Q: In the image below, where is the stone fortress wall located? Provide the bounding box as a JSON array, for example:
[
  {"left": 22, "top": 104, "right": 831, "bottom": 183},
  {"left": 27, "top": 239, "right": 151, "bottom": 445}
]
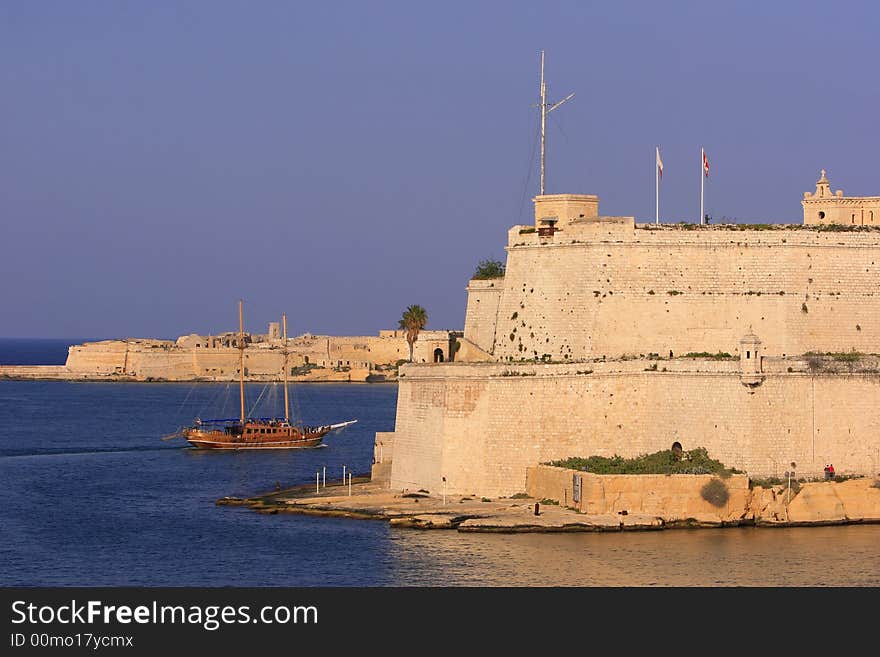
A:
[
  {"left": 384, "top": 359, "right": 880, "bottom": 497},
  {"left": 465, "top": 178, "right": 880, "bottom": 363},
  {"left": 2, "top": 329, "right": 460, "bottom": 382},
  {"left": 377, "top": 172, "right": 880, "bottom": 496}
]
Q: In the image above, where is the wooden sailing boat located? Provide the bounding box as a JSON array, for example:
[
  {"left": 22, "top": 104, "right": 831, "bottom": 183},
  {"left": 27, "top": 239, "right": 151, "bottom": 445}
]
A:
[{"left": 182, "top": 300, "right": 356, "bottom": 450}]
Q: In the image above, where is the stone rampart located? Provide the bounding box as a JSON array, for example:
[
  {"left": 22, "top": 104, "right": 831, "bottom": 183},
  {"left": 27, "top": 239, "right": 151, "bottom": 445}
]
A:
[
  {"left": 526, "top": 466, "right": 752, "bottom": 524},
  {"left": 475, "top": 223, "right": 880, "bottom": 362},
  {"left": 386, "top": 360, "right": 880, "bottom": 497},
  {"left": 525, "top": 465, "right": 880, "bottom": 526},
  {"left": 0, "top": 366, "right": 76, "bottom": 380}
]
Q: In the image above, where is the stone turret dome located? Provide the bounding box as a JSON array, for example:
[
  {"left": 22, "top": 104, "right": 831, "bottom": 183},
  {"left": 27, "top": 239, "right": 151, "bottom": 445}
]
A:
[{"left": 739, "top": 328, "right": 761, "bottom": 346}]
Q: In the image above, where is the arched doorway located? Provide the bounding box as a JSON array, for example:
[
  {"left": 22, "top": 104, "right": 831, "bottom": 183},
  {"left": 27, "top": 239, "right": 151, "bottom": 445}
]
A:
[
  {"left": 671, "top": 441, "right": 683, "bottom": 458},
  {"left": 433, "top": 348, "right": 444, "bottom": 363}
]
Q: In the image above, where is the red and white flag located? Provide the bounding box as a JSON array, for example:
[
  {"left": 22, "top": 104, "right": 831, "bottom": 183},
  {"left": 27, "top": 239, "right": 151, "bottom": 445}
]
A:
[
  {"left": 703, "top": 149, "right": 710, "bottom": 178},
  {"left": 656, "top": 146, "right": 664, "bottom": 180}
]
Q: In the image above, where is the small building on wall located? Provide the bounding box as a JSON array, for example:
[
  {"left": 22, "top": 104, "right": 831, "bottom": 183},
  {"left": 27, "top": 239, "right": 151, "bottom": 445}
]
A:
[{"left": 803, "top": 169, "right": 880, "bottom": 226}]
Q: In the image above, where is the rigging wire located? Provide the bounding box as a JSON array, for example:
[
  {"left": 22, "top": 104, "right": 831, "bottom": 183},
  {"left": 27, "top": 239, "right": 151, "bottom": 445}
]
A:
[
  {"left": 290, "top": 375, "right": 304, "bottom": 430},
  {"left": 220, "top": 382, "right": 233, "bottom": 418},
  {"left": 548, "top": 110, "right": 571, "bottom": 144},
  {"left": 248, "top": 381, "right": 271, "bottom": 418},
  {"left": 516, "top": 121, "right": 541, "bottom": 226},
  {"left": 194, "top": 381, "right": 229, "bottom": 420},
  {"left": 516, "top": 64, "right": 544, "bottom": 224},
  {"left": 173, "top": 383, "right": 197, "bottom": 422}
]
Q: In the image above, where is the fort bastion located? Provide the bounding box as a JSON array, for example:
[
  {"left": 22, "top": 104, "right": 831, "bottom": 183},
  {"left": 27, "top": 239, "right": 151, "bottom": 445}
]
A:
[{"left": 373, "top": 171, "right": 880, "bottom": 496}]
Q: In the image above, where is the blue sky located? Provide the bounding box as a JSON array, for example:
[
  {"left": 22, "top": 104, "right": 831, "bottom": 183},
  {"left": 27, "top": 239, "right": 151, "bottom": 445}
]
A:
[{"left": 2, "top": 1, "right": 878, "bottom": 338}]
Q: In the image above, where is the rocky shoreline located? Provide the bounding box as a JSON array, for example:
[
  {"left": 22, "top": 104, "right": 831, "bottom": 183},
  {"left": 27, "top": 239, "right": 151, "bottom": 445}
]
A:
[{"left": 218, "top": 476, "right": 880, "bottom": 533}]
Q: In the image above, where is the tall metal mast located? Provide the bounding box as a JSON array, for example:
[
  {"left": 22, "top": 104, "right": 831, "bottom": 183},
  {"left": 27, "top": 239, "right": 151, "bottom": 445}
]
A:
[
  {"left": 238, "top": 299, "right": 245, "bottom": 424},
  {"left": 282, "top": 313, "right": 290, "bottom": 424},
  {"left": 539, "top": 50, "right": 574, "bottom": 196}
]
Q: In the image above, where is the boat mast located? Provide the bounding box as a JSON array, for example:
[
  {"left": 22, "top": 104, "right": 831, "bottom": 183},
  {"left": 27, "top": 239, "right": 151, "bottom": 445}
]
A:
[
  {"left": 538, "top": 50, "right": 574, "bottom": 196},
  {"left": 238, "top": 299, "right": 245, "bottom": 424},
  {"left": 282, "top": 313, "right": 290, "bottom": 424}
]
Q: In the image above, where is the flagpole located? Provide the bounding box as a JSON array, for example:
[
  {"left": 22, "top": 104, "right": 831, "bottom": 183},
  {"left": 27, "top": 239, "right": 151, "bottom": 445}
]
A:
[
  {"left": 655, "top": 147, "right": 659, "bottom": 225},
  {"left": 700, "top": 147, "right": 704, "bottom": 225}
]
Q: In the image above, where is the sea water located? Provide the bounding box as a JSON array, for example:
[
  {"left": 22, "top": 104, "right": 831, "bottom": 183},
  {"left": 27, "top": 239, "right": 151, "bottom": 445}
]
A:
[{"left": 1, "top": 339, "right": 878, "bottom": 586}]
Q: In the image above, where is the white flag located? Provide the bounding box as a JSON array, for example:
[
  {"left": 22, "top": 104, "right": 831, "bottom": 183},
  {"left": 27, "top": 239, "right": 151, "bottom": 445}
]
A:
[{"left": 656, "top": 146, "right": 663, "bottom": 179}]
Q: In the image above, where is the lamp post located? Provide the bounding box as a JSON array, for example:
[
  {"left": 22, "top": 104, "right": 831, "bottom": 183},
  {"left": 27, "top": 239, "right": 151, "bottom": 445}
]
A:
[{"left": 442, "top": 476, "right": 447, "bottom": 506}]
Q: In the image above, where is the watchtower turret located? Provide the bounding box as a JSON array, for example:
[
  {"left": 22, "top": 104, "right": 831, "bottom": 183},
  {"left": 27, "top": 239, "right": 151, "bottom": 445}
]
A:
[{"left": 739, "top": 329, "right": 764, "bottom": 386}]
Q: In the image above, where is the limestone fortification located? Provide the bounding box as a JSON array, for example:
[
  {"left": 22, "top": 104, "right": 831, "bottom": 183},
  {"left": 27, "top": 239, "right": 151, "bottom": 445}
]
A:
[
  {"left": 374, "top": 171, "right": 880, "bottom": 497},
  {"left": 0, "top": 328, "right": 461, "bottom": 382},
  {"left": 803, "top": 169, "right": 880, "bottom": 226}
]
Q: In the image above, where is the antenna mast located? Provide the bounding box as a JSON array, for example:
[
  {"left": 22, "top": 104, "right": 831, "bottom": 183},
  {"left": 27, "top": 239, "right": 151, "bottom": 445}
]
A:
[
  {"left": 238, "top": 299, "right": 245, "bottom": 424},
  {"left": 538, "top": 50, "right": 574, "bottom": 196},
  {"left": 282, "top": 313, "right": 290, "bottom": 424}
]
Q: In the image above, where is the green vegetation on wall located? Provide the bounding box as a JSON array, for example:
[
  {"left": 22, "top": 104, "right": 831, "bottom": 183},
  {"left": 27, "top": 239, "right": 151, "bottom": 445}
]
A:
[
  {"left": 472, "top": 259, "right": 506, "bottom": 280},
  {"left": 547, "top": 447, "right": 740, "bottom": 476}
]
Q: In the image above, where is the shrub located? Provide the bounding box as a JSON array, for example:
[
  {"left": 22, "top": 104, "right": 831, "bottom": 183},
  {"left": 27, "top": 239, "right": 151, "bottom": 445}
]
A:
[
  {"left": 682, "top": 351, "right": 734, "bottom": 360},
  {"left": 539, "top": 498, "right": 559, "bottom": 505},
  {"left": 750, "top": 477, "right": 801, "bottom": 493},
  {"left": 547, "top": 447, "right": 739, "bottom": 476},
  {"left": 472, "top": 259, "right": 505, "bottom": 280},
  {"left": 700, "top": 479, "right": 730, "bottom": 507},
  {"left": 510, "top": 492, "right": 530, "bottom": 499},
  {"left": 291, "top": 363, "right": 319, "bottom": 376}
]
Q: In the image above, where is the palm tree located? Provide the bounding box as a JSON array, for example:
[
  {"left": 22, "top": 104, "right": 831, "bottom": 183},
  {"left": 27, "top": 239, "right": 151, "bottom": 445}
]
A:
[{"left": 398, "top": 305, "right": 428, "bottom": 362}]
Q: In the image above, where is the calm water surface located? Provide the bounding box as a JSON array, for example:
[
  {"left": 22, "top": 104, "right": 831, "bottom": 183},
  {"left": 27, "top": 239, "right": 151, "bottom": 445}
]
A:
[{"left": 1, "top": 341, "right": 877, "bottom": 586}]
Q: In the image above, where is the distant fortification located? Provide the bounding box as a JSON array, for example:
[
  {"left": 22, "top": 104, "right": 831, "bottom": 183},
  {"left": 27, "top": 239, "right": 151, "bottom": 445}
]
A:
[
  {"left": 0, "top": 328, "right": 461, "bottom": 382},
  {"left": 374, "top": 172, "right": 880, "bottom": 496}
]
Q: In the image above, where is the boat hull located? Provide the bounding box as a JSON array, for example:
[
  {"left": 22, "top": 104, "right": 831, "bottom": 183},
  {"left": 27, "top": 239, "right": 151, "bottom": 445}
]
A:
[{"left": 183, "top": 427, "right": 328, "bottom": 450}]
